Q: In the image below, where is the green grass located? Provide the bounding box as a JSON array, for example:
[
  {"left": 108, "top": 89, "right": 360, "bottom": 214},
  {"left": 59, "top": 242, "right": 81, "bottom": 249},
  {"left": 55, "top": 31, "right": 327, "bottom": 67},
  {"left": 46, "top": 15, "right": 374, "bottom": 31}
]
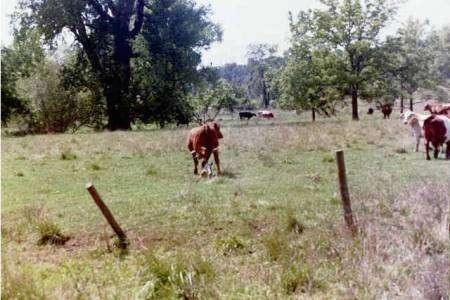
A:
[{"left": 2, "top": 111, "right": 449, "bottom": 298}]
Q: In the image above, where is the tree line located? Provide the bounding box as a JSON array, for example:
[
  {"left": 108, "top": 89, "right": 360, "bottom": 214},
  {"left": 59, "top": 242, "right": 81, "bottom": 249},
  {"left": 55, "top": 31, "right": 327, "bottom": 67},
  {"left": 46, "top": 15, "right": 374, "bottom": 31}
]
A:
[{"left": 2, "top": 0, "right": 450, "bottom": 132}]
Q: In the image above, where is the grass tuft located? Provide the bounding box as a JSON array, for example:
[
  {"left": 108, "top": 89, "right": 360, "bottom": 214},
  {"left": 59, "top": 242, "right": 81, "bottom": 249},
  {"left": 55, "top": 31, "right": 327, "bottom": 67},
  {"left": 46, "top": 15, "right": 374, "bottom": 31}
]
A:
[
  {"left": 285, "top": 214, "right": 305, "bottom": 234},
  {"left": 90, "top": 163, "right": 101, "bottom": 171},
  {"left": 281, "top": 264, "right": 319, "bottom": 295},
  {"left": 215, "top": 235, "right": 246, "bottom": 255},
  {"left": 36, "top": 220, "right": 70, "bottom": 245},
  {"left": 60, "top": 150, "right": 77, "bottom": 160},
  {"left": 146, "top": 165, "right": 158, "bottom": 176}
]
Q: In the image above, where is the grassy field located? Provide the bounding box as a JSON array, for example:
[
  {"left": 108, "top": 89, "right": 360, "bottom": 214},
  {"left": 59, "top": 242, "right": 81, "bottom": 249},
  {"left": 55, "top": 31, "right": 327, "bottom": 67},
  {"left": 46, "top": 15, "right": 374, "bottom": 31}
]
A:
[{"left": 2, "top": 111, "right": 449, "bottom": 299}]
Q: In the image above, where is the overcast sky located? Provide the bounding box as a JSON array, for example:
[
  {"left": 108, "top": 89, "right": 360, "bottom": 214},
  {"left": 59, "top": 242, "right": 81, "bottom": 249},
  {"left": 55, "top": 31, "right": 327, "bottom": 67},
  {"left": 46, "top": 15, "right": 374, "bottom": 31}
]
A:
[{"left": 2, "top": 0, "right": 450, "bottom": 66}]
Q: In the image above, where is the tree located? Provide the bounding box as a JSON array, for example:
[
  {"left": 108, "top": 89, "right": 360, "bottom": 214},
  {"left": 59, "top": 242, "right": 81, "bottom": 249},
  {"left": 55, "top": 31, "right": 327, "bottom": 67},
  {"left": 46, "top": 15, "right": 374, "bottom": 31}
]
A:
[
  {"left": 19, "top": 0, "right": 145, "bottom": 130},
  {"left": 16, "top": 59, "right": 81, "bottom": 133},
  {"left": 436, "top": 26, "right": 450, "bottom": 81},
  {"left": 247, "top": 43, "right": 283, "bottom": 108},
  {"left": 305, "top": 0, "right": 397, "bottom": 120},
  {"left": 132, "top": 0, "right": 221, "bottom": 127},
  {"left": 280, "top": 11, "right": 342, "bottom": 121},
  {"left": 1, "top": 27, "right": 44, "bottom": 125},
  {"left": 190, "top": 80, "right": 240, "bottom": 123},
  {"left": 386, "top": 19, "right": 440, "bottom": 111}
]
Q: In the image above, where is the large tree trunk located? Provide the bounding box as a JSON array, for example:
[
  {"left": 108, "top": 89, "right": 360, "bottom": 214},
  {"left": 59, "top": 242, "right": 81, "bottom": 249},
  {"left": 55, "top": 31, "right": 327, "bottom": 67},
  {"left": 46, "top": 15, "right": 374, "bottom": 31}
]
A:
[
  {"left": 351, "top": 87, "right": 359, "bottom": 120},
  {"left": 105, "top": 21, "right": 133, "bottom": 130}
]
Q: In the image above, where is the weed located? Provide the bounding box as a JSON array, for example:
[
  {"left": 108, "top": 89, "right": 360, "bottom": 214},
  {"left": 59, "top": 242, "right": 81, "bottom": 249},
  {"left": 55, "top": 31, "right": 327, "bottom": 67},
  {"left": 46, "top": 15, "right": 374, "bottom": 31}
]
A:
[
  {"left": 90, "top": 163, "right": 101, "bottom": 171},
  {"left": 280, "top": 264, "right": 316, "bottom": 295},
  {"left": 36, "top": 220, "right": 70, "bottom": 245},
  {"left": 263, "top": 232, "right": 288, "bottom": 261},
  {"left": 322, "top": 154, "right": 334, "bottom": 163},
  {"left": 139, "top": 253, "right": 216, "bottom": 299},
  {"left": 146, "top": 165, "right": 158, "bottom": 176},
  {"left": 60, "top": 150, "right": 77, "bottom": 160},
  {"left": 16, "top": 171, "right": 24, "bottom": 177},
  {"left": 285, "top": 214, "right": 305, "bottom": 234},
  {"left": 215, "top": 235, "right": 246, "bottom": 255}
]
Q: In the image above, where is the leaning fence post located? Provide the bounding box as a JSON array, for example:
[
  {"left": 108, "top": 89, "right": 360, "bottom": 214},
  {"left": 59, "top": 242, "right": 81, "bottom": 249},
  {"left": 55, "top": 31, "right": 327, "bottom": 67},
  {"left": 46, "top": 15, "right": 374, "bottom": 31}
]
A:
[
  {"left": 86, "top": 182, "right": 128, "bottom": 248},
  {"left": 335, "top": 150, "right": 357, "bottom": 235}
]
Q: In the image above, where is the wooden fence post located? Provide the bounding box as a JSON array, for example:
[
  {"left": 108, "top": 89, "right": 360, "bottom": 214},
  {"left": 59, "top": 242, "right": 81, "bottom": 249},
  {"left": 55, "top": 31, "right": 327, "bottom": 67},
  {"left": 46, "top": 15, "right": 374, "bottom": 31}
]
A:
[
  {"left": 335, "top": 150, "right": 357, "bottom": 235},
  {"left": 86, "top": 182, "right": 128, "bottom": 248}
]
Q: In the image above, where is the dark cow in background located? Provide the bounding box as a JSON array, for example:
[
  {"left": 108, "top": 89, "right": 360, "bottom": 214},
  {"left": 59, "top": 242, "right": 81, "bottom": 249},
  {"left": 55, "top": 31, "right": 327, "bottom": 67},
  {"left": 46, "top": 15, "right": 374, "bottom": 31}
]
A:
[
  {"left": 187, "top": 121, "right": 223, "bottom": 176},
  {"left": 380, "top": 104, "right": 392, "bottom": 119},
  {"left": 239, "top": 111, "right": 257, "bottom": 120},
  {"left": 403, "top": 111, "right": 450, "bottom": 160},
  {"left": 258, "top": 110, "right": 275, "bottom": 119}
]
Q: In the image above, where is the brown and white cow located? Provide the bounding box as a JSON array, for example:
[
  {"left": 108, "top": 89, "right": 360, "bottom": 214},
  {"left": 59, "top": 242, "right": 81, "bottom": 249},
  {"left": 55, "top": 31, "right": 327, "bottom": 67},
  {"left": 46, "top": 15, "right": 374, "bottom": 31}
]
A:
[
  {"left": 187, "top": 121, "right": 223, "bottom": 175},
  {"left": 258, "top": 110, "right": 275, "bottom": 119},
  {"left": 403, "top": 111, "right": 450, "bottom": 160},
  {"left": 402, "top": 110, "right": 424, "bottom": 152}
]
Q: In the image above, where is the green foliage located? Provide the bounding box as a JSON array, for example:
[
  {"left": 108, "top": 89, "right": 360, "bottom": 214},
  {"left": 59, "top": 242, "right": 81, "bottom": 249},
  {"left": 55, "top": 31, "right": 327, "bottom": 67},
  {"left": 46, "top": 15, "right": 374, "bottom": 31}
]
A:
[
  {"left": 19, "top": 0, "right": 146, "bottom": 130},
  {"left": 190, "top": 80, "right": 241, "bottom": 122},
  {"left": 290, "top": 0, "right": 398, "bottom": 120},
  {"left": 247, "top": 43, "right": 284, "bottom": 108},
  {"left": 1, "top": 28, "right": 44, "bottom": 125},
  {"left": 132, "top": 0, "right": 222, "bottom": 127},
  {"left": 395, "top": 19, "right": 440, "bottom": 99},
  {"left": 16, "top": 59, "right": 81, "bottom": 133}
]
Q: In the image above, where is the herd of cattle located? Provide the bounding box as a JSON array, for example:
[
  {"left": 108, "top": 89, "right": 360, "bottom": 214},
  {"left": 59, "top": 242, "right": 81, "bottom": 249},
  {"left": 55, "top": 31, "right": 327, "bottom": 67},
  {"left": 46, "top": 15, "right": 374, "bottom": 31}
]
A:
[
  {"left": 402, "top": 101, "right": 450, "bottom": 160},
  {"left": 186, "top": 100, "right": 450, "bottom": 176}
]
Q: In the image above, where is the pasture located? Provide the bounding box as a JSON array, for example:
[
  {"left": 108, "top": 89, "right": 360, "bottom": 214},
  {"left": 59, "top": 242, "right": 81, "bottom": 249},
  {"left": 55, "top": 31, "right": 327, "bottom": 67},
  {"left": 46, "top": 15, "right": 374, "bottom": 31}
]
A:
[{"left": 2, "top": 111, "right": 449, "bottom": 299}]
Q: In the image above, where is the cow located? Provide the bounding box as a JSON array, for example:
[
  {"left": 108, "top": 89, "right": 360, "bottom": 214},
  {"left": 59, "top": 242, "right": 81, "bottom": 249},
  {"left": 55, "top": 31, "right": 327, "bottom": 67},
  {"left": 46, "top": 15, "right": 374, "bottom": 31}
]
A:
[
  {"left": 424, "top": 101, "right": 450, "bottom": 118},
  {"left": 401, "top": 110, "right": 424, "bottom": 152},
  {"left": 403, "top": 111, "right": 450, "bottom": 160},
  {"left": 380, "top": 104, "right": 392, "bottom": 119},
  {"left": 239, "top": 111, "right": 257, "bottom": 120},
  {"left": 187, "top": 121, "right": 223, "bottom": 176},
  {"left": 258, "top": 110, "right": 275, "bottom": 119}
]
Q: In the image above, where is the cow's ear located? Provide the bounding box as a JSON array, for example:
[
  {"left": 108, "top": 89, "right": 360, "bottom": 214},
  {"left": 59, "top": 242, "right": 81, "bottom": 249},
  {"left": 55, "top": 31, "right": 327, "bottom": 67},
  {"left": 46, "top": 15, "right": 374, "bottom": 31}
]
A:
[{"left": 213, "top": 122, "right": 220, "bottom": 131}]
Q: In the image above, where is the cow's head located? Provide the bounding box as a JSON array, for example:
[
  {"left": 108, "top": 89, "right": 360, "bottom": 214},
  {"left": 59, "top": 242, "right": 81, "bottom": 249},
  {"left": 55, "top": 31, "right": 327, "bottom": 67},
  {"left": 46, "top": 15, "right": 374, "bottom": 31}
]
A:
[
  {"left": 208, "top": 121, "right": 223, "bottom": 139},
  {"left": 402, "top": 110, "right": 417, "bottom": 125}
]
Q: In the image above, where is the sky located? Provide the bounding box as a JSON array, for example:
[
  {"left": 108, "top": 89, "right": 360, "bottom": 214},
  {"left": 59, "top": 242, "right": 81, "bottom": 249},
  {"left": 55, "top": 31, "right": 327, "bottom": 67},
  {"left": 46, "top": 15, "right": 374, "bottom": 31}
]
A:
[{"left": 2, "top": 0, "right": 450, "bottom": 66}]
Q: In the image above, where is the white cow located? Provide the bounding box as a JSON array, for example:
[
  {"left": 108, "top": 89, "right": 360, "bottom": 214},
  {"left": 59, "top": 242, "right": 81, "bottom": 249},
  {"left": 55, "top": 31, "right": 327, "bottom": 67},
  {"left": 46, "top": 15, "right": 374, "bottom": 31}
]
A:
[{"left": 402, "top": 110, "right": 426, "bottom": 152}]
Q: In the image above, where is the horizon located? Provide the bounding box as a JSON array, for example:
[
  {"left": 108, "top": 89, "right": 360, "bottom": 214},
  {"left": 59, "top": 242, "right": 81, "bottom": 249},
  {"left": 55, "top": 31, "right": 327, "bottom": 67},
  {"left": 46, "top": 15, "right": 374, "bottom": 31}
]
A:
[{"left": 1, "top": 0, "right": 450, "bottom": 66}]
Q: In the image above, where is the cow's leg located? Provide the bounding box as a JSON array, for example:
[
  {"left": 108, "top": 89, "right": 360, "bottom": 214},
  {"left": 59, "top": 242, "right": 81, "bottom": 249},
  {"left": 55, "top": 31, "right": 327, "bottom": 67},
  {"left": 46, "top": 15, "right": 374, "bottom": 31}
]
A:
[
  {"left": 415, "top": 136, "right": 420, "bottom": 152},
  {"left": 213, "top": 149, "right": 221, "bottom": 175},
  {"left": 446, "top": 142, "right": 450, "bottom": 159},
  {"left": 425, "top": 140, "right": 431, "bottom": 160},
  {"left": 433, "top": 143, "right": 439, "bottom": 159},
  {"left": 191, "top": 151, "right": 199, "bottom": 175},
  {"left": 201, "top": 150, "right": 212, "bottom": 176}
]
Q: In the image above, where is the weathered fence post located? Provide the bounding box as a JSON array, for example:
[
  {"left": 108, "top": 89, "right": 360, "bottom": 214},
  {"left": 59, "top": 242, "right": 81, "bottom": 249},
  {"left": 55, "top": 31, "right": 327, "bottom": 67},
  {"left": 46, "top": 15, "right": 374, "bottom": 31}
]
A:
[
  {"left": 335, "top": 150, "right": 357, "bottom": 235},
  {"left": 86, "top": 182, "right": 128, "bottom": 248}
]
